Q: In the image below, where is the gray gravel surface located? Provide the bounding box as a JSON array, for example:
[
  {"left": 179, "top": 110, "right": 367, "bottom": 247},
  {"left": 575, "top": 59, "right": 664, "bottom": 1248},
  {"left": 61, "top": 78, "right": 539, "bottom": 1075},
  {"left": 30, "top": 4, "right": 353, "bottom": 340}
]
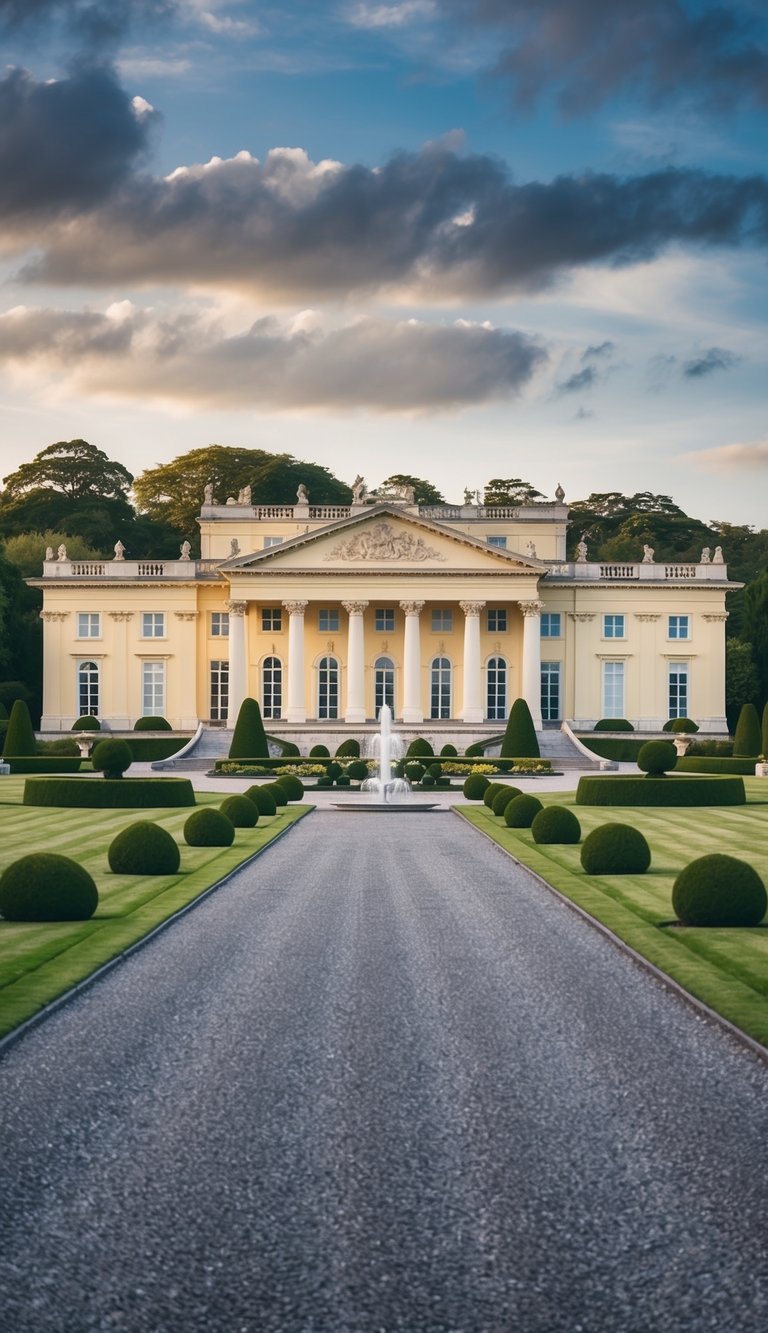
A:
[{"left": 1, "top": 810, "right": 767, "bottom": 1333}]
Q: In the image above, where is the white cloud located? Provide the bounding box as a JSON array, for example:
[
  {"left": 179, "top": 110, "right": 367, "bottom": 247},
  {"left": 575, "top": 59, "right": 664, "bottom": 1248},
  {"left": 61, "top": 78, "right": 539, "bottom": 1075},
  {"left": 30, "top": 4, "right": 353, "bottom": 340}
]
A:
[
  {"left": 345, "top": 1, "right": 436, "bottom": 31},
  {"left": 685, "top": 439, "right": 768, "bottom": 471}
]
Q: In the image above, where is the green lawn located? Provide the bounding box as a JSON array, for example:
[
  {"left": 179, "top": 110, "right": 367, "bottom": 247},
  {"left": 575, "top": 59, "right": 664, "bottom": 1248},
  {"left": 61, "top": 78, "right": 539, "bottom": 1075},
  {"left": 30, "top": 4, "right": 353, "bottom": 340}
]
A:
[
  {"left": 0, "top": 777, "right": 311, "bottom": 1040},
  {"left": 458, "top": 779, "right": 768, "bottom": 1048}
]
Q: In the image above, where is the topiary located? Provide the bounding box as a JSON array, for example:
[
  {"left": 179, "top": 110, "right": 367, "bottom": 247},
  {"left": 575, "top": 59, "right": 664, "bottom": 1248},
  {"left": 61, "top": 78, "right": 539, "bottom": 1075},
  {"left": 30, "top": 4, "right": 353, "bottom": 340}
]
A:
[
  {"left": 244, "top": 785, "right": 277, "bottom": 815},
  {"left": 265, "top": 782, "right": 288, "bottom": 807},
  {"left": 92, "top": 737, "right": 133, "bottom": 779},
  {"left": 335, "top": 738, "right": 360, "bottom": 758},
  {"left": 483, "top": 782, "right": 506, "bottom": 808},
  {"left": 407, "top": 737, "right": 434, "bottom": 758},
  {"left": 531, "top": 805, "right": 581, "bottom": 845},
  {"left": 346, "top": 760, "right": 368, "bottom": 781},
  {"left": 327, "top": 762, "right": 343, "bottom": 781},
  {"left": 733, "top": 702, "right": 762, "bottom": 758},
  {"left": 274, "top": 773, "right": 304, "bottom": 802},
  {"left": 762, "top": 700, "right": 768, "bottom": 759},
  {"left": 421, "top": 772, "right": 436, "bottom": 787},
  {"left": 503, "top": 794, "right": 543, "bottom": 828},
  {"left": 463, "top": 773, "right": 490, "bottom": 800},
  {"left": 492, "top": 785, "right": 522, "bottom": 817},
  {"left": 72, "top": 715, "right": 101, "bottom": 731},
  {"left": 229, "top": 697, "right": 269, "bottom": 760},
  {"left": 436, "top": 776, "right": 451, "bottom": 788},
  {"left": 280, "top": 740, "right": 301, "bottom": 757},
  {"left": 440, "top": 743, "right": 458, "bottom": 757},
  {"left": 317, "top": 776, "right": 333, "bottom": 788},
  {"left": 0, "top": 852, "right": 98, "bottom": 921},
  {"left": 336, "top": 773, "right": 351, "bottom": 787},
  {"left": 501, "top": 698, "right": 540, "bottom": 759},
  {"left": 637, "top": 740, "right": 677, "bottom": 777},
  {"left": 405, "top": 762, "right": 425, "bottom": 784},
  {"left": 2, "top": 699, "right": 37, "bottom": 757},
  {"left": 465, "top": 742, "right": 484, "bottom": 757},
  {"left": 220, "top": 794, "right": 259, "bottom": 827},
  {"left": 593, "top": 718, "right": 634, "bottom": 732},
  {"left": 133, "top": 715, "right": 172, "bottom": 731},
  {"left": 662, "top": 717, "right": 699, "bottom": 734},
  {"left": 580, "top": 823, "right": 651, "bottom": 874},
  {"left": 183, "top": 807, "right": 235, "bottom": 847},
  {"left": 39, "top": 738, "right": 80, "bottom": 756},
  {"left": 108, "top": 821, "right": 181, "bottom": 874},
  {"left": 672, "top": 854, "right": 767, "bottom": 927},
  {"left": 309, "top": 744, "right": 330, "bottom": 758},
  {"left": 428, "top": 762, "right": 442, "bottom": 777}
]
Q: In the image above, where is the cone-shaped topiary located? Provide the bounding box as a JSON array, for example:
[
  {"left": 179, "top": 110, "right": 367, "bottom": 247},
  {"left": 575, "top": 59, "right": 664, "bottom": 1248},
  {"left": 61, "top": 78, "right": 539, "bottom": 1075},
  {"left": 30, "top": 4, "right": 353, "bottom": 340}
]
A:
[
  {"left": 501, "top": 698, "right": 540, "bottom": 759},
  {"left": 407, "top": 737, "right": 434, "bottom": 758},
  {"left": 335, "top": 738, "right": 360, "bottom": 758},
  {"left": 183, "top": 807, "right": 235, "bottom": 846},
  {"left": 672, "top": 853, "right": 767, "bottom": 927},
  {"left": 504, "top": 793, "right": 543, "bottom": 827},
  {"left": 492, "top": 786, "right": 522, "bottom": 816},
  {"left": 245, "top": 784, "right": 277, "bottom": 815},
  {"left": 92, "top": 737, "right": 133, "bottom": 778},
  {"left": 483, "top": 782, "right": 506, "bottom": 808},
  {"left": 463, "top": 773, "right": 490, "bottom": 800},
  {"left": 220, "top": 794, "right": 259, "bottom": 827},
  {"left": 637, "top": 740, "right": 677, "bottom": 777},
  {"left": 580, "top": 823, "right": 651, "bottom": 874},
  {"left": 228, "top": 697, "right": 269, "bottom": 760},
  {"left": 531, "top": 805, "right": 581, "bottom": 845},
  {"left": 133, "top": 715, "right": 172, "bottom": 731},
  {"left": 71, "top": 715, "right": 101, "bottom": 731},
  {"left": 346, "top": 760, "right": 368, "bottom": 781},
  {"left": 265, "top": 782, "right": 288, "bottom": 807},
  {"left": 0, "top": 852, "right": 98, "bottom": 921},
  {"left": 274, "top": 774, "right": 304, "bottom": 802},
  {"left": 2, "top": 699, "right": 37, "bottom": 757},
  {"left": 108, "top": 821, "right": 181, "bottom": 874},
  {"left": 733, "top": 702, "right": 762, "bottom": 757}
]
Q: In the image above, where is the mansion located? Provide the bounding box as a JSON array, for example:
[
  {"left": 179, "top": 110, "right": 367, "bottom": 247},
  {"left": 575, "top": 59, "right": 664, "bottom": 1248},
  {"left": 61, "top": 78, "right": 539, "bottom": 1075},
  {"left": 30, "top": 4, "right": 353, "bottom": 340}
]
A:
[{"left": 34, "top": 483, "right": 734, "bottom": 737}]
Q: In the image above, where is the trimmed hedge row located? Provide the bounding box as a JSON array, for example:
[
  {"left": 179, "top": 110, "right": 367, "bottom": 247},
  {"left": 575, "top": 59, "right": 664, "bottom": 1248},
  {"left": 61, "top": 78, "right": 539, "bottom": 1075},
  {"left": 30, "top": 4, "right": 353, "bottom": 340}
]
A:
[
  {"left": 5, "top": 757, "right": 82, "bottom": 774},
  {"left": 575, "top": 775, "right": 746, "bottom": 806},
  {"left": 576, "top": 738, "right": 647, "bottom": 761},
  {"left": 675, "top": 757, "right": 758, "bottom": 775},
  {"left": 128, "top": 737, "right": 190, "bottom": 761},
  {"left": 23, "top": 777, "right": 196, "bottom": 808}
]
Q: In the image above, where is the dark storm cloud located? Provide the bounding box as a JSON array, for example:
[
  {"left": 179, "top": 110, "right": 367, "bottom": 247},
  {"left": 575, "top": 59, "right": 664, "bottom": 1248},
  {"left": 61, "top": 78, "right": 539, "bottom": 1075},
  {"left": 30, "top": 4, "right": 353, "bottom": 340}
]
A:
[
  {"left": 0, "top": 65, "right": 156, "bottom": 223},
  {"left": 683, "top": 346, "right": 740, "bottom": 378},
  {"left": 15, "top": 145, "right": 768, "bottom": 298},
  {"left": 441, "top": 0, "right": 768, "bottom": 113},
  {"left": 0, "top": 0, "right": 176, "bottom": 47}
]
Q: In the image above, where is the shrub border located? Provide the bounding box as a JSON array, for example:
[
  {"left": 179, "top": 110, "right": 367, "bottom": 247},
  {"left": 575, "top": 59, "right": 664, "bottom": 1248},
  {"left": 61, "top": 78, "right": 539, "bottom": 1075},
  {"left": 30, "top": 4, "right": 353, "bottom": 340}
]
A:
[
  {"left": 575, "top": 774, "right": 745, "bottom": 807},
  {"left": 23, "top": 776, "right": 196, "bottom": 808}
]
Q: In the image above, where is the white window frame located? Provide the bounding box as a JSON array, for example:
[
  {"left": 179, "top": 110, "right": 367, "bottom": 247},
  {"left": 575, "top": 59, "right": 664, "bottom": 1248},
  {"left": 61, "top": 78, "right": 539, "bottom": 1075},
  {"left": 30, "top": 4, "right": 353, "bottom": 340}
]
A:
[
  {"left": 486, "top": 656, "right": 507, "bottom": 721},
  {"left": 262, "top": 656, "right": 283, "bottom": 720},
  {"left": 487, "top": 609, "right": 508, "bottom": 633},
  {"left": 77, "top": 659, "right": 100, "bottom": 717},
  {"left": 261, "top": 608, "right": 283, "bottom": 632},
  {"left": 209, "top": 659, "right": 229, "bottom": 721},
  {"left": 318, "top": 609, "right": 339, "bottom": 633},
  {"left": 541, "top": 661, "right": 561, "bottom": 722},
  {"left": 141, "top": 661, "right": 166, "bottom": 716},
  {"left": 210, "top": 611, "right": 229, "bottom": 638},
  {"left": 541, "top": 613, "right": 562, "bottom": 639},
  {"left": 668, "top": 615, "right": 690, "bottom": 641},
  {"left": 374, "top": 656, "right": 395, "bottom": 716},
  {"left": 76, "top": 613, "right": 101, "bottom": 639},
  {"left": 431, "top": 609, "right": 453, "bottom": 633},
  {"left": 263, "top": 536, "right": 283, "bottom": 548},
  {"left": 668, "top": 661, "right": 689, "bottom": 719},
  {"left": 487, "top": 535, "right": 507, "bottom": 549},
  {"left": 141, "top": 612, "right": 166, "bottom": 639},
  {"left": 375, "top": 608, "right": 395, "bottom": 633},
  {"left": 603, "top": 614, "right": 625, "bottom": 640},
  {"left": 430, "top": 657, "right": 452, "bottom": 719},
  {"left": 602, "top": 660, "right": 625, "bottom": 718},
  {"left": 317, "top": 655, "right": 340, "bottom": 719}
]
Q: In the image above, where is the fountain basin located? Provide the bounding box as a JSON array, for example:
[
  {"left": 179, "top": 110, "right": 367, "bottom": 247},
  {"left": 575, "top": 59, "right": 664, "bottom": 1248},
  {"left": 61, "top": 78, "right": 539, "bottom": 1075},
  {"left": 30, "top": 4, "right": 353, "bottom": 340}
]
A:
[{"left": 331, "top": 802, "right": 443, "bottom": 812}]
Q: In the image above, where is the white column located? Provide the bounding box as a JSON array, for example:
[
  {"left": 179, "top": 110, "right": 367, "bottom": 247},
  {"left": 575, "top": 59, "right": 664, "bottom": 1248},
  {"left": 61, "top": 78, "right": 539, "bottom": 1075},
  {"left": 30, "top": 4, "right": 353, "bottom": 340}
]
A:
[
  {"left": 460, "top": 600, "right": 486, "bottom": 722},
  {"left": 342, "top": 600, "right": 368, "bottom": 722},
  {"left": 283, "top": 600, "right": 308, "bottom": 723},
  {"left": 400, "top": 600, "right": 424, "bottom": 723},
  {"left": 520, "top": 600, "right": 544, "bottom": 729},
  {"left": 226, "top": 600, "right": 247, "bottom": 725}
]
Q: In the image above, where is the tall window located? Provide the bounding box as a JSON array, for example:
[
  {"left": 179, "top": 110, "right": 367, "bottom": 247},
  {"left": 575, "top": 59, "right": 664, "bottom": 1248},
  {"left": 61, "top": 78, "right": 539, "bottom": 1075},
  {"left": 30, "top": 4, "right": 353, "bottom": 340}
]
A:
[
  {"left": 602, "top": 661, "right": 625, "bottom": 718},
  {"left": 210, "top": 612, "right": 229, "bottom": 637},
  {"left": 318, "top": 656, "right": 339, "bottom": 719},
  {"left": 262, "top": 656, "right": 282, "bottom": 719},
  {"left": 375, "top": 609, "right": 395, "bottom": 632},
  {"left": 487, "top": 609, "right": 507, "bottom": 632},
  {"left": 541, "top": 613, "right": 561, "bottom": 638},
  {"left": 541, "top": 661, "right": 561, "bottom": 721},
  {"left": 141, "top": 612, "right": 165, "bottom": 638},
  {"left": 319, "top": 609, "right": 339, "bottom": 632},
  {"left": 210, "top": 660, "right": 229, "bottom": 721},
  {"left": 668, "top": 615, "right": 690, "bottom": 640},
  {"left": 668, "top": 662, "right": 689, "bottom": 718},
  {"left": 486, "top": 656, "right": 507, "bottom": 721},
  {"left": 142, "top": 661, "right": 165, "bottom": 716},
  {"left": 431, "top": 609, "right": 452, "bottom": 632},
  {"left": 430, "top": 657, "right": 451, "bottom": 718},
  {"left": 603, "top": 614, "right": 625, "bottom": 640},
  {"left": 77, "top": 613, "right": 100, "bottom": 638},
  {"left": 374, "top": 656, "right": 395, "bottom": 716},
  {"left": 261, "top": 608, "right": 282, "bottom": 632},
  {"left": 77, "top": 660, "right": 99, "bottom": 717}
]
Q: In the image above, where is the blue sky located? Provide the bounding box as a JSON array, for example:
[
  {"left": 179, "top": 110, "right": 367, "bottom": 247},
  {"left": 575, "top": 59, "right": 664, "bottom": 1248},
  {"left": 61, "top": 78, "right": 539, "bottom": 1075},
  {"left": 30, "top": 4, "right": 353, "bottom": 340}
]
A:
[{"left": 0, "top": 0, "right": 766, "bottom": 526}]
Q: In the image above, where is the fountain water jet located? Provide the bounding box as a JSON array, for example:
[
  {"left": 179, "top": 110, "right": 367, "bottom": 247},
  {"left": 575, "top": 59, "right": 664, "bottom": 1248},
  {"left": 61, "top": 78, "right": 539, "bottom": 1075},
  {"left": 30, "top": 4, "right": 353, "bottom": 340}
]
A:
[{"left": 331, "top": 704, "right": 441, "bottom": 812}]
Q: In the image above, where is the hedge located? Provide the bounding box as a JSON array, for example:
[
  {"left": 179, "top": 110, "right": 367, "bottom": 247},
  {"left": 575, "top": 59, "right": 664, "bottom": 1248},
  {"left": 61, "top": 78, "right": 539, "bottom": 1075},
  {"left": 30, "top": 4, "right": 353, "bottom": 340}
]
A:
[
  {"left": 575, "top": 775, "right": 746, "bottom": 807},
  {"left": 593, "top": 718, "right": 634, "bottom": 732},
  {"left": 2, "top": 700, "right": 36, "bottom": 758},
  {"left": 675, "top": 757, "right": 758, "bottom": 775},
  {"left": 5, "top": 757, "right": 82, "bottom": 774},
  {"left": 733, "top": 702, "right": 762, "bottom": 758},
  {"left": 578, "top": 738, "right": 647, "bottom": 762},
  {"left": 133, "top": 715, "right": 172, "bottom": 731},
  {"left": 23, "top": 777, "right": 196, "bottom": 808}
]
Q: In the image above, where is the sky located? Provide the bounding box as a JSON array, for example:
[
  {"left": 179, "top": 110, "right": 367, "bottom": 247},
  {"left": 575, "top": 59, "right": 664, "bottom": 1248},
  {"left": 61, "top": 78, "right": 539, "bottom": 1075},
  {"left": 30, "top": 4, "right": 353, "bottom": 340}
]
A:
[{"left": 0, "top": 0, "right": 767, "bottom": 526}]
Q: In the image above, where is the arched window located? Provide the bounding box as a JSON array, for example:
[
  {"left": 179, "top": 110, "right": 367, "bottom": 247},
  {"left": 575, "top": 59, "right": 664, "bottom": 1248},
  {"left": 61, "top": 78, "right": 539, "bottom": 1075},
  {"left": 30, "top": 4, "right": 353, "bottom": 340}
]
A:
[
  {"left": 318, "top": 656, "right": 339, "bottom": 719},
  {"left": 262, "top": 656, "right": 282, "bottom": 719},
  {"left": 77, "top": 660, "right": 99, "bottom": 718},
  {"left": 430, "top": 657, "right": 451, "bottom": 719},
  {"left": 374, "top": 656, "right": 395, "bottom": 717},
  {"left": 487, "top": 656, "right": 507, "bottom": 721}
]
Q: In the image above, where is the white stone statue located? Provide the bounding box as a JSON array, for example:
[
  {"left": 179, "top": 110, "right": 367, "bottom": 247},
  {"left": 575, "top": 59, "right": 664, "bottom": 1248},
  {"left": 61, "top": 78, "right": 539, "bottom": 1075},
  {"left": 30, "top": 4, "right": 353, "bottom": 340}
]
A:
[
  {"left": 203, "top": 482, "right": 214, "bottom": 504},
  {"left": 575, "top": 535, "right": 588, "bottom": 563},
  {"left": 555, "top": 482, "right": 565, "bottom": 502},
  {"left": 700, "top": 546, "right": 711, "bottom": 564},
  {"left": 225, "top": 495, "right": 237, "bottom": 506},
  {"left": 113, "top": 540, "right": 125, "bottom": 561},
  {"left": 712, "top": 545, "right": 724, "bottom": 563},
  {"left": 45, "top": 546, "right": 54, "bottom": 561},
  {"left": 525, "top": 540, "right": 537, "bottom": 557},
  {"left": 57, "top": 543, "right": 67, "bottom": 561},
  {"left": 230, "top": 538, "right": 240, "bottom": 556},
  {"left": 352, "top": 475, "right": 368, "bottom": 504},
  {"left": 296, "top": 483, "right": 309, "bottom": 504},
  {"left": 180, "top": 541, "right": 192, "bottom": 561},
  {"left": 237, "top": 485, "right": 252, "bottom": 505},
  {"left": 642, "top": 544, "right": 655, "bottom": 563}
]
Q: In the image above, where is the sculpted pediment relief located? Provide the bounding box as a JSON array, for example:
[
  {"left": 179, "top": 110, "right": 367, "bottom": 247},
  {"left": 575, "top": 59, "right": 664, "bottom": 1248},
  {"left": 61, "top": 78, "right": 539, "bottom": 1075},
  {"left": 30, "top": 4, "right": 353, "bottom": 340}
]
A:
[{"left": 325, "top": 521, "right": 445, "bottom": 564}]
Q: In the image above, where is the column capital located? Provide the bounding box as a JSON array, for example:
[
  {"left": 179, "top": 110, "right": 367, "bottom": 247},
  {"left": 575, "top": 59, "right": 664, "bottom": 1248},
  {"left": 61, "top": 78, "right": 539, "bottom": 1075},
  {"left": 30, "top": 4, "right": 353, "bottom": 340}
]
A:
[
  {"left": 40, "top": 610, "right": 69, "bottom": 622},
  {"left": 399, "top": 599, "right": 425, "bottom": 616},
  {"left": 568, "top": 612, "right": 595, "bottom": 622},
  {"left": 519, "top": 599, "right": 544, "bottom": 617},
  {"left": 174, "top": 611, "right": 199, "bottom": 622},
  {"left": 282, "top": 599, "right": 308, "bottom": 616},
  {"left": 226, "top": 599, "right": 247, "bottom": 616},
  {"left": 342, "top": 600, "right": 369, "bottom": 616},
  {"left": 459, "top": 600, "right": 486, "bottom": 617},
  {"left": 107, "top": 611, "right": 134, "bottom": 622}
]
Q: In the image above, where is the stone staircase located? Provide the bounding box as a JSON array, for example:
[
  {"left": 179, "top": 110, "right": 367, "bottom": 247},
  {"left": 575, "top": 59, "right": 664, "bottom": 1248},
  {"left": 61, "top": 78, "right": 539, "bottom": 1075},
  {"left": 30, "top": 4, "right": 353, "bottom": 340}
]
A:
[
  {"left": 535, "top": 728, "right": 603, "bottom": 771},
  {"left": 152, "top": 726, "right": 232, "bottom": 770}
]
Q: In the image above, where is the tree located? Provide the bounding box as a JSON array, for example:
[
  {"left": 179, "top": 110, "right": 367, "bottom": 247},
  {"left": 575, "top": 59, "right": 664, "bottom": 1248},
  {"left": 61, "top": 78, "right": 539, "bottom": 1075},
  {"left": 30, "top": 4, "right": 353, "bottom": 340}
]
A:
[
  {"left": 483, "top": 478, "right": 544, "bottom": 506},
  {"left": 2, "top": 531, "right": 103, "bottom": 578},
  {"left": 725, "top": 639, "right": 760, "bottom": 731},
  {"left": 567, "top": 491, "right": 713, "bottom": 562},
  {"left": 739, "top": 569, "right": 768, "bottom": 707},
  {"left": 378, "top": 474, "right": 445, "bottom": 504},
  {"left": 0, "top": 440, "right": 135, "bottom": 546}
]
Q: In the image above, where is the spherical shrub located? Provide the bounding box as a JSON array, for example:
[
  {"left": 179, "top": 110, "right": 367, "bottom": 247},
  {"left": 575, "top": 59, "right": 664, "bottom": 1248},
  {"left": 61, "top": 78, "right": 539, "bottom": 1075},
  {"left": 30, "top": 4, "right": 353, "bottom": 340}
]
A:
[
  {"left": 245, "top": 784, "right": 277, "bottom": 816},
  {"left": 309, "top": 744, "right": 330, "bottom": 758},
  {"left": 274, "top": 774, "right": 304, "bottom": 802},
  {"left": 327, "top": 762, "right": 343, "bottom": 781},
  {"left": 405, "top": 762, "right": 425, "bottom": 784},
  {"left": 463, "top": 773, "right": 490, "bottom": 800},
  {"left": 71, "top": 715, "right": 101, "bottom": 731},
  {"left": 220, "top": 794, "right": 259, "bottom": 828},
  {"left": 421, "top": 772, "right": 436, "bottom": 787},
  {"left": 0, "top": 852, "right": 98, "bottom": 921},
  {"left": 663, "top": 717, "right": 699, "bottom": 734},
  {"left": 336, "top": 773, "right": 351, "bottom": 787},
  {"left": 346, "top": 760, "right": 368, "bottom": 781},
  {"left": 428, "top": 763, "right": 442, "bottom": 778},
  {"left": 672, "top": 854, "right": 767, "bottom": 927},
  {"left": 265, "top": 783, "right": 288, "bottom": 807},
  {"left": 465, "top": 742, "right": 484, "bottom": 757},
  {"left": 580, "top": 823, "right": 651, "bottom": 874},
  {"left": 92, "top": 737, "right": 133, "bottom": 779},
  {"left": 531, "top": 805, "right": 581, "bottom": 845},
  {"left": 492, "top": 785, "right": 522, "bottom": 817},
  {"left": 133, "top": 715, "right": 172, "bottom": 731},
  {"left": 483, "top": 782, "right": 506, "bottom": 809},
  {"left": 316, "top": 776, "right": 333, "bottom": 789},
  {"left": 637, "top": 740, "right": 677, "bottom": 777},
  {"left": 503, "top": 794, "right": 543, "bottom": 828},
  {"left": 440, "top": 744, "right": 458, "bottom": 757},
  {"left": 108, "top": 821, "right": 181, "bottom": 874},
  {"left": 183, "top": 807, "right": 235, "bottom": 847}
]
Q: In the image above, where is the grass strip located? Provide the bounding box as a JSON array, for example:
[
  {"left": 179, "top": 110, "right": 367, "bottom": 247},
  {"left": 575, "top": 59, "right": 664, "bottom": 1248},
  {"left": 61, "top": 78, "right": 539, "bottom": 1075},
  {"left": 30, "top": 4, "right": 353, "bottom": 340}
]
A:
[{"left": 457, "top": 780, "right": 768, "bottom": 1049}]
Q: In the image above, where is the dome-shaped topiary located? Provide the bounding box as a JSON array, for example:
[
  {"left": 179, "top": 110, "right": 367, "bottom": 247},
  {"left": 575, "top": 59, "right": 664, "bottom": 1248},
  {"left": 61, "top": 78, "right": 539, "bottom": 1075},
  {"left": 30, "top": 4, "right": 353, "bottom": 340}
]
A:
[
  {"left": 503, "top": 794, "right": 543, "bottom": 827},
  {"left": 0, "top": 852, "right": 98, "bottom": 921},
  {"left": 274, "top": 773, "right": 304, "bottom": 802},
  {"left": 531, "top": 805, "right": 581, "bottom": 845},
  {"left": 183, "top": 807, "right": 235, "bottom": 846},
  {"left": 92, "top": 737, "right": 133, "bottom": 778},
  {"left": 133, "top": 715, "right": 172, "bottom": 731},
  {"left": 71, "top": 715, "right": 101, "bottom": 731},
  {"left": 265, "top": 782, "right": 288, "bottom": 807},
  {"left": 309, "top": 744, "right": 330, "bottom": 758},
  {"left": 662, "top": 717, "right": 699, "bottom": 734},
  {"left": 440, "top": 743, "right": 457, "bottom": 757},
  {"left": 465, "top": 742, "right": 484, "bottom": 757},
  {"left": 492, "top": 786, "right": 522, "bottom": 817},
  {"left": 733, "top": 703, "right": 762, "bottom": 758},
  {"left": 483, "top": 782, "right": 506, "bottom": 808},
  {"left": 594, "top": 718, "right": 634, "bottom": 732},
  {"left": 672, "top": 854, "right": 767, "bottom": 927},
  {"left": 108, "top": 821, "right": 180, "bottom": 874},
  {"left": 220, "top": 794, "right": 259, "bottom": 827},
  {"left": 326, "top": 762, "right": 343, "bottom": 781},
  {"left": 463, "top": 773, "right": 490, "bottom": 800},
  {"left": 580, "top": 823, "right": 651, "bottom": 874},
  {"left": 407, "top": 737, "right": 434, "bottom": 758},
  {"left": 245, "top": 785, "right": 277, "bottom": 816},
  {"left": 228, "top": 697, "right": 269, "bottom": 760},
  {"left": 335, "top": 738, "right": 360, "bottom": 758},
  {"left": 637, "top": 740, "right": 677, "bottom": 777},
  {"left": 346, "top": 760, "right": 368, "bottom": 781}
]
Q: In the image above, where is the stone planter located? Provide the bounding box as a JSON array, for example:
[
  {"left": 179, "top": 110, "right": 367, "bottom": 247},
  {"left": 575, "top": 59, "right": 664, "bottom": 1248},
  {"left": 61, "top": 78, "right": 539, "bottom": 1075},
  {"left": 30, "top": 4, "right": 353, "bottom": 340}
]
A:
[{"left": 755, "top": 762, "right": 768, "bottom": 778}]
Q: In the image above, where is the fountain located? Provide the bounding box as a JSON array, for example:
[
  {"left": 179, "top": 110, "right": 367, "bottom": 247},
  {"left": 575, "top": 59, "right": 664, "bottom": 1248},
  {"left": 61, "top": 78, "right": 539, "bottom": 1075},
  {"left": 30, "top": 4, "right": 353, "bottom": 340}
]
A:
[{"left": 331, "top": 704, "right": 441, "bottom": 812}]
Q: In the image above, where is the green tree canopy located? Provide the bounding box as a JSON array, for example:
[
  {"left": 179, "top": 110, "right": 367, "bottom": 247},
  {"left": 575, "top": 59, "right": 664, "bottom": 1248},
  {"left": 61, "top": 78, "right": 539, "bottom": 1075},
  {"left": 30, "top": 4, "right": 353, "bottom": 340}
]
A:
[
  {"left": 0, "top": 440, "right": 135, "bottom": 545},
  {"left": 378, "top": 474, "right": 445, "bottom": 504},
  {"left": 2, "top": 531, "right": 103, "bottom": 578},
  {"left": 483, "top": 478, "right": 544, "bottom": 506}
]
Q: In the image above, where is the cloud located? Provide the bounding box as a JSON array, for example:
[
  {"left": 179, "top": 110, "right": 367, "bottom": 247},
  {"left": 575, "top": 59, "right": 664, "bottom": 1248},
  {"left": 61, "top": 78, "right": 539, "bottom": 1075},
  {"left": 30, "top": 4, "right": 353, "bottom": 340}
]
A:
[
  {"left": 345, "top": 1, "right": 436, "bottom": 29},
  {"left": 0, "top": 0, "right": 177, "bottom": 48},
  {"left": 686, "top": 440, "right": 768, "bottom": 471},
  {"left": 12, "top": 143, "right": 768, "bottom": 299},
  {"left": 0, "top": 64, "right": 157, "bottom": 225},
  {"left": 682, "top": 346, "right": 740, "bottom": 378},
  {"left": 0, "top": 304, "right": 547, "bottom": 411},
  {"left": 582, "top": 340, "right": 614, "bottom": 360},
  {"left": 557, "top": 365, "right": 598, "bottom": 395},
  {"left": 440, "top": 0, "right": 768, "bottom": 115}
]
